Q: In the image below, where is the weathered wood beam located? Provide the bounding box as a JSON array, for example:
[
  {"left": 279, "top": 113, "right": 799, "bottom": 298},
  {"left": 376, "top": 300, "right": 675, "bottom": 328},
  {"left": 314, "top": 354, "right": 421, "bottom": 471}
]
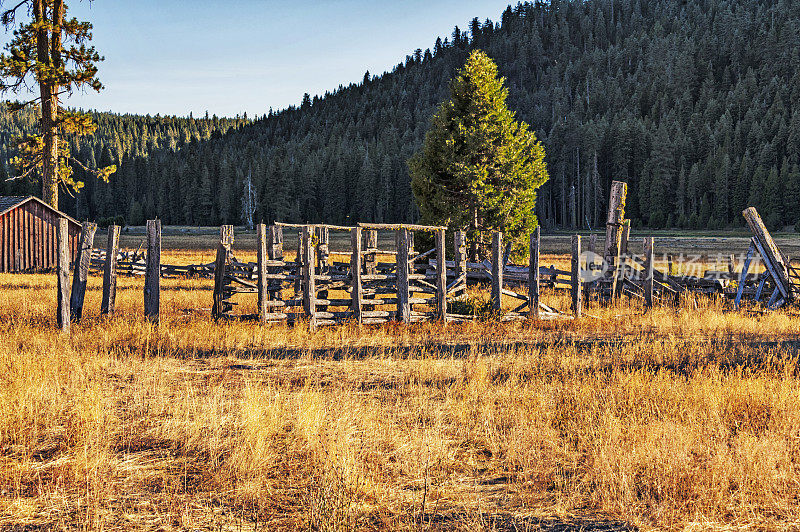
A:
[
  {"left": 70, "top": 221, "right": 96, "bottom": 322},
  {"left": 101, "top": 224, "right": 120, "bottom": 315},
  {"left": 56, "top": 217, "right": 70, "bottom": 332},
  {"left": 257, "top": 223, "right": 268, "bottom": 324},
  {"left": 571, "top": 234, "right": 582, "bottom": 319},
  {"left": 529, "top": 226, "right": 540, "bottom": 319},
  {"left": 491, "top": 232, "right": 503, "bottom": 311},
  {"left": 644, "top": 236, "right": 654, "bottom": 308},
  {"left": 351, "top": 227, "right": 363, "bottom": 324},
  {"left": 396, "top": 229, "right": 411, "bottom": 323},
  {"left": 144, "top": 220, "right": 161, "bottom": 323},
  {"left": 435, "top": 228, "right": 447, "bottom": 321}
]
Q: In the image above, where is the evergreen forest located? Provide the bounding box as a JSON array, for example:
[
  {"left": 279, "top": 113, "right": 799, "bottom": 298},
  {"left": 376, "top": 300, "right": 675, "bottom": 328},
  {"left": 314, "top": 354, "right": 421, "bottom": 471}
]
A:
[{"left": 2, "top": 0, "right": 800, "bottom": 231}]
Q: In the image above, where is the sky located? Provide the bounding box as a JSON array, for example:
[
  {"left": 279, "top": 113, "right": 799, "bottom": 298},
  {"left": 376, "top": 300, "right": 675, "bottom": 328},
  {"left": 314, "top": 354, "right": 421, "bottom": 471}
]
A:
[{"left": 0, "top": 0, "right": 513, "bottom": 118}]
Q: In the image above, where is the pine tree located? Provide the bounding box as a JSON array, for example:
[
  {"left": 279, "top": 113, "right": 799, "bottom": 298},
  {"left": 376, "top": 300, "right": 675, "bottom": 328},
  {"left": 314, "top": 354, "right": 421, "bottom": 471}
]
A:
[{"left": 409, "top": 50, "right": 548, "bottom": 258}]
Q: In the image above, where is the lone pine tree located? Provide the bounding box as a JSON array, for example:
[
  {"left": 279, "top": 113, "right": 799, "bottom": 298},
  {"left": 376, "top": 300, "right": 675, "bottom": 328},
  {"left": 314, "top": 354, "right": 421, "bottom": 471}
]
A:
[
  {"left": 409, "top": 49, "right": 548, "bottom": 259},
  {"left": 0, "top": 0, "right": 114, "bottom": 208}
]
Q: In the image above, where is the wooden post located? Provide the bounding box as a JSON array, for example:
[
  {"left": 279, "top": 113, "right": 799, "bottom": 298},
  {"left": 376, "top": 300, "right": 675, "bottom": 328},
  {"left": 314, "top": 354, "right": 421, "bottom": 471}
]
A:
[
  {"left": 395, "top": 229, "right": 411, "bottom": 323},
  {"left": 734, "top": 241, "right": 756, "bottom": 309},
  {"left": 144, "top": 219, "right": 161, "bottom": 323},
  {"left": 454, "top": 230, "right": 467, "bottom": 285},
  {"left": 529, "top": 226, "right": 540, "bottom": 319},
  {"left": 588, "top": 232, "right": 597, "bottom": 254},
  {"left": 257, "top": 223, "right": 268, "bottom": 324},
  {"left": 364, "top": 229, "right": 377, "bottom": 275},
  {"left": 620, "top": 219, "right": 631, "bottom": 256},
  {"left": 101, "top": 225, "right": 120, "bottom": 315},
  {"left": 604, "top": 181, "right": 627, "bottom": 299},
  {"left": 351, "top": 227, "right": 363, "bottom": 324},
  {"left": 69, "top": 221, "right": 97, "bottom": 322},
  {"left": 56, "top": 217, "right": 70, "bottom": 332},
  {"left": 302, "top": 226, "right": 317, "bottom": 329},
  {"left": 644, "top": 237, "right": 654, "bottom": 308},
  {"left": 267, "top": 225, "right": 283, "bottom": 300},
  {"left": 571, "top": 234, "right": 582, "bottom": 319},
  {"left": 212, "top": 225, "right": 234, "bottom": 320},
  {"left": 435, "top": 228, "right": 447, "bottom": 321},
  {"left": 316, "top": 225, "right": 329, "bottom": 270},
  {"left": 294, "top": 228, "right": 303, "bottom": 296},
  {"left": 491, "top": 231, "right": 503, "bottom": 311}
]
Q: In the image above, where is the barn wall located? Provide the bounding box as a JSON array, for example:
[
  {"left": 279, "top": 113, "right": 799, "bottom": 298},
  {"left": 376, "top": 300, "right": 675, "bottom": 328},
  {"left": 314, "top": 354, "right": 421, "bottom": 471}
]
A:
[{"left": 0, "top": 201, "right": 80, "bottom": 272}]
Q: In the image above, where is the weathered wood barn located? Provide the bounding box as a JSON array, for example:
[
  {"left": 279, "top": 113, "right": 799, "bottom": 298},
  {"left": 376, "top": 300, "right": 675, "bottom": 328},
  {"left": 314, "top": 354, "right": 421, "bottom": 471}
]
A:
[{"left": 0, "top": 196, "right": 81, "bottom": 273}]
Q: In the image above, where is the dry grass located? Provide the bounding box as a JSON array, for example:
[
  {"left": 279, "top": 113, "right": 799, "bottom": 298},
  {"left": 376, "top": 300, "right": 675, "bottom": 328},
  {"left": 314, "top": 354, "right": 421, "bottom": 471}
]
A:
[{"left": 1, "top": 249, "right": 800, "bottom": 530}]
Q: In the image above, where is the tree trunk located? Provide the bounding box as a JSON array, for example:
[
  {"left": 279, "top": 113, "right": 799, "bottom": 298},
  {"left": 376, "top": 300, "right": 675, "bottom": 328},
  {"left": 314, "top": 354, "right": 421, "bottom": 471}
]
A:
[
  {"left": 34, "top": 0, "right": 62, "bottom": 208},
  {"left": 469, "top": 201, "right": 478, "bottom": 261}
]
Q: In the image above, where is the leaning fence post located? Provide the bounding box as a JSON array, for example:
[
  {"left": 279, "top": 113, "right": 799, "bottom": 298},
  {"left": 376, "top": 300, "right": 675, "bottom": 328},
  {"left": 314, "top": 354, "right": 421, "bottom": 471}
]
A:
[
  {"left": 435, "top": 228, "right": 447, "bottom": 321},
  {"left": 491, "top": 231, "right": 503, "bottom": 312},
  {"left": 644, "top": 237, "right": 654, "bottom": 308},
  {"left": 101, "top": 224, "right": 120, "bottom": 315},
  {"left": 56, "top": 217, "right": 70, "bottom": 332},
  {"left": 396, "top": 229, "right": 411, "bottom": 323},
  {"left": 571, "top": 234, "right": 582, "bottom": 319},
  {"left": 302, "top": 225, "right": 317, "bottom": 330},
  {"left": 69, "top": 221, "right": 97, "bottom": 322},
  {"left": 257, "top": 223, "right": 268, "bottom": 324},
  {"left": 529, "top": 226, "right": 540, "bottom": 319},
  {"left": 351, "top": 227, "right": 363, "bottom": 324},
  {"left": 144, "top": 219, "right": 161, "bottom": 323}
]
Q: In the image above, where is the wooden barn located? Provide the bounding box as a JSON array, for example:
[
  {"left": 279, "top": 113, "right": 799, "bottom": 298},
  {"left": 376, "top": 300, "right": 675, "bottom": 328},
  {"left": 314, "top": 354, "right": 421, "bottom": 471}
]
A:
[{"left": 0, "top": 196, "right": 81, "bottom": 273}]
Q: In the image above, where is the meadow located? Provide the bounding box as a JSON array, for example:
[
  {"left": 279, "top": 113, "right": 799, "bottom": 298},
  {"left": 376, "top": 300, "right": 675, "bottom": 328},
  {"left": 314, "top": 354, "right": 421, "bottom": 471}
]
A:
[{"left": 1, "top": 237, "right": 800, "bottom": 531}]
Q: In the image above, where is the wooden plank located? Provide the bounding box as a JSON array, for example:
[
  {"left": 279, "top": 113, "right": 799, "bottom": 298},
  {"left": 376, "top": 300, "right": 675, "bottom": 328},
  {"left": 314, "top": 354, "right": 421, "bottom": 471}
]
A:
[
  {"left": 435, "top": 228, "right": 447, "bottom": 321},
  {"left": 351, "top": 227, "right": 363, "bottom": 324},
  {"left": 144, "top": 220, "right": 161, "bottom": 323},
  {"left": 101, "top": 225, "right": 120, "bottom": 315},
  {"left": 257, "top": 223, "right": 268, "bottom": 324},
  {"left": 56, "top": 218, "right": 70, "bottom": 332},
  {"left": 364, "top": 229, "right": 377, "bottom": 276},
  {"left": 69, "top": 221, "right": 97, "bottom": 322},
  {"left": 267, "top": 224, "right": 283, "bottom": 301},
  {"left": 529, "top": 226, "right": 540, "bottom": 319},
  {"left": 302, "top": 226, "right": 317, "bottom": 329},
  {"left": 491, "top": 232, "right": 503, "bottom": 311},
  {"left": 644, "top": 236, "right": 654, "bottom": 308},
  {"left": 571, "top": 234, "right": 582, "bottom": 319},
  {"left": 396, "top": 228, "right": 411, "bottom": 323}
]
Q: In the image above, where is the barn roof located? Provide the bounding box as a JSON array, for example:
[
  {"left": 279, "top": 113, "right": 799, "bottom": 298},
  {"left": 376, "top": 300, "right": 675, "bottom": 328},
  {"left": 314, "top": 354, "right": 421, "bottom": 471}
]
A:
[{"left": 0, "top": 195, "right": 80, "bottom": 225}]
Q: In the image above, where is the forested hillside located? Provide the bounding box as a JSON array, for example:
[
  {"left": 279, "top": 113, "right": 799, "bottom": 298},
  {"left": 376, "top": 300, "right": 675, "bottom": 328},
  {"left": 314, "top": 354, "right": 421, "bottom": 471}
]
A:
[{"left": 3, "top": 0, "right": 800, "bottom": 230}]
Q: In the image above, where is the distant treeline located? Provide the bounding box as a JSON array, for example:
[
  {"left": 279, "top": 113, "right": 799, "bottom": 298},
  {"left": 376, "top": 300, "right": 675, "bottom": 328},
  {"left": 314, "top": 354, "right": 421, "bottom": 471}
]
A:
[{"left": 2, "top": 0, "right": 800, "bottom": 231}]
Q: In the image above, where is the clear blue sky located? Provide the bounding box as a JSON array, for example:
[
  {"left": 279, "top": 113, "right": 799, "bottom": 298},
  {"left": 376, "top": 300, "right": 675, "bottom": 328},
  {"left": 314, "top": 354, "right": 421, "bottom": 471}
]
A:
[{"left": 0, "top": 0, "right": 513, "bottom": 118}]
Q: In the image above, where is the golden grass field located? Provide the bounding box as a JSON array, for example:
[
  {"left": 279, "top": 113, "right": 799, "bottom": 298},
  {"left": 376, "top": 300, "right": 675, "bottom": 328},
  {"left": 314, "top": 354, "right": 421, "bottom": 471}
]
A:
[{"left": 2, "top": 245, "right": 800, "bottom": 531}]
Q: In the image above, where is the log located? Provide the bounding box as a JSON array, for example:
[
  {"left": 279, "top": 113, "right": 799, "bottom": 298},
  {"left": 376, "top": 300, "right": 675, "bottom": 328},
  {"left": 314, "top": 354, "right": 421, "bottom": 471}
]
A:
[
  {"left": 70, "top": 221, "right": 97, "bottom": 322},
  {"left": 571, "top": 234, "right": 582, "bottom": 318},
  {"left": 56, "top": 218, "right": 70, "bottom": 332},
  {"left": 101, "top": 225, "right": 120, "bottom": 315},
  {"left": 351, "top": 227, "right": 363, "bottom": 324},
  {"left": 358, "top": 222, "right": 447, "bottom": 231},
  {"left": 144, "top": 220, "right": 161, "bottom": 323},
  {"left": 435, "top": 228, "right": 447, "bottom": 321},
  {"left": 529, "top": 226, "right": 540, "bottom": 319},
  {"left": 396, "top": 228, "right": 411, "bottom": 323},
  {"left": 604, "top": 181, "right": 627, "bottom": 299},
  {"left": 257, "top": 223, "right": 268, "bottom": 324},
  {"left": 491, "top": 232, "right": 503, "bottom": 311}
]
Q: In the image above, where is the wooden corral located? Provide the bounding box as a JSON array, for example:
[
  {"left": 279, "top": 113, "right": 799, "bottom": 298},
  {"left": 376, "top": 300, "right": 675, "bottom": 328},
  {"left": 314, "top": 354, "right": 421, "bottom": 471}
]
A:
[{"left": 0, "top": 195, "right": 80, "bottom": 272}]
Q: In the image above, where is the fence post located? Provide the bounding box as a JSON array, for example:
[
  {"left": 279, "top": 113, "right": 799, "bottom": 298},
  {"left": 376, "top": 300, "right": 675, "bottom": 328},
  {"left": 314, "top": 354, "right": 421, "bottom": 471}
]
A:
[
  {"left": 257, "top": 223, "right": 268, "bottom": 324},
  {"left": 491, "top": 231, "right": 503, "bottom": 312},
  {"left": 571, "top": 234, "right": 582, "bottom": 319},
  {"left": 70, "top": 221, "right": 97, "bottom": 322},
  {"left": 396, "top": 229, "right": 411, "bottom": 323},
  {"left": 454, "top": 230, "right": 467, "bottom": 290},
  {"left": 302, "top": 225, "right": 317, "bottom": 329},
  {"left": 435, "top": 228, "right": 447, "bottom": 321},
  {"left": 212, "top": 225, "right": 234, "bottom": 320},
  {"left": 529, "top": 226, "right": 540, "bottom": 319},
  {"left": 144, "top": 219, "right": 161, "bottom": 323},
  {"left": 588, "top": 232, "right": 597, "bottom": 254},
  {"left": 101, "top": 224, "right": 120, "bottom": 315},
  {"left": 364, "top": 229, "right": 377, "bottom": 275},
  {"left": 351, "top": 227, "right": 363, "bottom": 324},
  {"left": 267, "top": 225, "right": 283, "bottom": 300},
  {"left": 294, "top": 228, "right": 303, "bottom": 296},
  {"left": 620, "top": 219, "right": 631, "bottom": 256},
  {"left": 56, "top": 218, "right": 70, "bottom": 332},
  {"left": 644, "top": 237, "right": 654, "bottom": 308}
]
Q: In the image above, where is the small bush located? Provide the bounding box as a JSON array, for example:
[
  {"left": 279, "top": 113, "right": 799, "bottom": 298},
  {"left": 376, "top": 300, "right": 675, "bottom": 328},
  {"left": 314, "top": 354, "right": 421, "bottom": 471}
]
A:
[{"left": 448, "top": 294, "right": 495, "bottom": 319}]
